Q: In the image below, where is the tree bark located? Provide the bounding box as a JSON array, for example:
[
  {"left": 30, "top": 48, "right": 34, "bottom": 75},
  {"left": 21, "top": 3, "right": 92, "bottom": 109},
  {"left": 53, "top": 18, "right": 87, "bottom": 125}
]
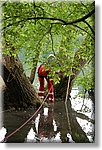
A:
[
  {"left": 2, "top": 55, "right": 40, "bottom": 109},
  {"left": 55, "top": 41, "right": 88, "bottom": 99}
]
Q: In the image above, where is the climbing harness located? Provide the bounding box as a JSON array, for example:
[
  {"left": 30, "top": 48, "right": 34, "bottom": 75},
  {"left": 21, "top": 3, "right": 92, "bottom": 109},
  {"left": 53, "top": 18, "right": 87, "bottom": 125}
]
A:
[{"left": 1, "top": 86, "right": 53, "bottom": 143}]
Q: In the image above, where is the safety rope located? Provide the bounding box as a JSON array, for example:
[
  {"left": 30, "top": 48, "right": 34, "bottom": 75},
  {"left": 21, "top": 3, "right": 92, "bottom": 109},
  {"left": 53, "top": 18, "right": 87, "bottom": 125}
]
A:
[
  {"left": 1, "top": 87, "right": 52, "bottom": 143},
  {"left": 65, "top": 76, "right": 72, "bottom": 135}
]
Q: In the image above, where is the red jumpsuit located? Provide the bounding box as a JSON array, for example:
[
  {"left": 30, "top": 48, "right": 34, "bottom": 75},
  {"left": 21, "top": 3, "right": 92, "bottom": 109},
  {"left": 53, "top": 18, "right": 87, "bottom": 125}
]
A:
[{"left": 38, "top": 64, "right": 54, "bottom": 103}]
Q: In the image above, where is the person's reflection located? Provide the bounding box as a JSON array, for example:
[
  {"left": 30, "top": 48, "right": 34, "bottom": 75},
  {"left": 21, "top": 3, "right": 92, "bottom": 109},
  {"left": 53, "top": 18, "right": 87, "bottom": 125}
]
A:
[
  {"left": 38, "top": 108, "right": 54, "bottom": 141},
  {"left": 38, "top": 106, "right": 61, "bottom": 142}
]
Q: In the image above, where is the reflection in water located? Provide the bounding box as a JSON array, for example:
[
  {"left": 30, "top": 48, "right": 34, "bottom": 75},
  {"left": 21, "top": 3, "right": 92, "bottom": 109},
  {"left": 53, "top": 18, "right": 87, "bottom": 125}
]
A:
[
  {"left": 43, "top": 108, "right": 48, "bottom": 116},
  {"left": 76, "top": 117, "right": 94, "bottom": 142},
  {"left": 71, "top": 89, "right": 94, "bottom": 118},
  {"left": 70, "top": 89, "right": 94, "bottom": 142},
  {"left": 0, "top": 127, "right": 7, "bottom": 142},
  {"left": 26, "top": 128, "right": 37, "bottom": 142},
  {"left": 26, "top": 108, "right": 62, "bottom": 143},
  {"left": 53, "top": 120, "right": 57, "bottom": 132},
  {"left": 67, "top": 133, "right": 75, "bottom": 143},
  {"left": 38, "top": 131, "right": 61, "bottom": 143},
  {"left": 2, "top": 89, "right": 94, "bottom": 143},
  {"left": 25, "top": 108, "right": 77, "bottom": 143},
  {"left": 34, "top": 114, "right": 40, "bottom": 134}
]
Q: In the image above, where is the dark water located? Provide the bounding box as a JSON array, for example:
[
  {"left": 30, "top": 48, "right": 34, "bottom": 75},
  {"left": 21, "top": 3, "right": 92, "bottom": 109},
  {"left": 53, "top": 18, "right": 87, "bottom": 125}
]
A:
[{"left": 2, "top": 96, "right": 94, "bottom": 143}]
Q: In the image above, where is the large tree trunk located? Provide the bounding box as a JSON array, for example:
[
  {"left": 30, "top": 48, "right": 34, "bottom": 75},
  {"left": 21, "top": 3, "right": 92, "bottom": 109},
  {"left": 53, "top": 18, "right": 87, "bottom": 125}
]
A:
[
  {"left": 55, "top": 42, "right": 88, "bottom": 99},
  {"left": 2, "top": 55, "right": 40, "bottom": 109},
  {"left": 54, "top": 76, "right": 72, "bottom": 98}
]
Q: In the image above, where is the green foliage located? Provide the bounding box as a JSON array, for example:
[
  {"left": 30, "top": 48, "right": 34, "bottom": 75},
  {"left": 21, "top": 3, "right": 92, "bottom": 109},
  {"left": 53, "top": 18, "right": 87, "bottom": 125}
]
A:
[
  {"left": 74, "top": 62, "right": 95, "bottom": 96},
  {"left": 1, "top": 0, "right": 95, "bottom": 90}
]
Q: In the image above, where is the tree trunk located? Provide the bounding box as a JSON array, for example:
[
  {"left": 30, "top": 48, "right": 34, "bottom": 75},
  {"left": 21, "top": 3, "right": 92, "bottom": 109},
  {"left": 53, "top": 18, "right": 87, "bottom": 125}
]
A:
[
  {"left": 2, "top": 55, "right": 40, "bottom": 109},
  {"left": 55, "top": 42, "right": 87, "bottom": 99},
  {"left": 55, "top": 76, "right": 73, "bottom": 98},
  {"left": 67, "top": 100, "right": 90, "bottom": 143}
]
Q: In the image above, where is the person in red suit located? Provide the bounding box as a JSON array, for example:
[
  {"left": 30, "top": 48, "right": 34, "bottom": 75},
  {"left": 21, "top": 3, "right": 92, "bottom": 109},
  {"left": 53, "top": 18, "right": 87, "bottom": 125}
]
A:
[{"left": 38, "top": 54, "right": 55, "bottom": 103}]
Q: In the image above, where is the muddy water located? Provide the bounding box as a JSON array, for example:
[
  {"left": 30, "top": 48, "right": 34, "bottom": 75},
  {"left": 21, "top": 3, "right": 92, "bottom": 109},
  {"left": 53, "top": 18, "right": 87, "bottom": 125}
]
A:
[
  {"left": 2, "top": 94, "right": 94, "bottom": 143},
  {"left": 3, "top": 100, "right": 68, "bottom": 143}
]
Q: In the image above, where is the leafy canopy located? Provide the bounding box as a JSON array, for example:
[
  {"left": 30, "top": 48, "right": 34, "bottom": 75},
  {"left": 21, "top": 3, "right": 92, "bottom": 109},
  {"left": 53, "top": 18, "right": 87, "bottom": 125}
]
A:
[{"left": 1, "top": 0, "right": 95, "bottom": 88}]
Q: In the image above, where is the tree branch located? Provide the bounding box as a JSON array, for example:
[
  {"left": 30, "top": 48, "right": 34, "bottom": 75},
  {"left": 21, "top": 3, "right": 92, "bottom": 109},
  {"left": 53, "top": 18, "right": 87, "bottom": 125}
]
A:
[
  {"left": 72, "top": 110, "right": 95, "bottom": 124},
  {"left": 66, "top": 8, "right": 95, "bottom": 25},
  {"left": 73, "top": 24, "right": 94, "bottom": 39},
  {"left": 2, "top": 8, "right": 95, "bottom": 30},
  {"left": 49, "top": 24, "right": 56, "bottom": 56},
  {"left": 83, "top": 20, "right": 95, "bottom": 35},
  {"left": 87, "top": 54, "right": 95, "bottom": 65},
  {"left": 80, "top": 1, "right": 88, "bottom": 10}
]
